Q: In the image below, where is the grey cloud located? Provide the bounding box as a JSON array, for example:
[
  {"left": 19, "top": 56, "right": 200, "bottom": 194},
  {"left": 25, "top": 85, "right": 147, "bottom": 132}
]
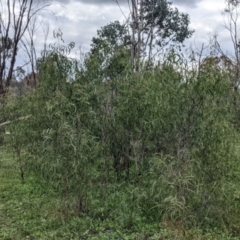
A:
[
  {"left": 53, "top": 0, "right": 198, "bottom": 7},
  {"left": 52, "top": 0, "right": 126, "bottom": 5},
  {"left": 33, "top": 2, "right": 125, "bottom": 53},
  {"left": 52, "top": 0, "right": 71, "bottom": 4},
  {"left": 52, "top": 0, "right": 203, "bottom": 8},
  {"left": 172, "top": 0, "right": 201, "bottom": 8},
  {"left": 74, "top": 0, "right": 126, "bottom": 5}
]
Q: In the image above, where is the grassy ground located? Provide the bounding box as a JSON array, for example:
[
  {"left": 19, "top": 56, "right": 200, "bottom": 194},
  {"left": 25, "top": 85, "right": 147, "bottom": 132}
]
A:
[{"left": 0, "top": 146, "right": 239, "bottom": 240}]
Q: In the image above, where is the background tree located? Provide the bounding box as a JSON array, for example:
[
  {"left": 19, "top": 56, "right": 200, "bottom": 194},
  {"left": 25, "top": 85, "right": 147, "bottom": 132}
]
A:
[
  {"left": 128, "top": 0, "right": 194, "bottom": 70},
  {"left": 85, "top": 20, "right": 131, "bottom": 81},
  {"left": 211, "top": 0, "right": 240, "bottom": 92},
  {"left": 0, "top": 0, "right": 50, "bottom": 95},
  {"left": 206, "top": 0, "right": 240, "bottom": 126}
]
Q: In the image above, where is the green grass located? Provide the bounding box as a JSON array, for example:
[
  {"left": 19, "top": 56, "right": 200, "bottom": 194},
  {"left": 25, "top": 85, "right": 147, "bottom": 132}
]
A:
[
  {"left": 0, "top": 146, "right": 239, "bottom": 240},
  {"left": 0, "top": 148, "right": 61, "bottom": 239}
]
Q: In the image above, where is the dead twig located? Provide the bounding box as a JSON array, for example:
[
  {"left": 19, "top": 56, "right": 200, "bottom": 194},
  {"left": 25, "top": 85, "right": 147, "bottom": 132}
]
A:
[{"left": 0, "top": 115, "right": 31, "bottom": 128}]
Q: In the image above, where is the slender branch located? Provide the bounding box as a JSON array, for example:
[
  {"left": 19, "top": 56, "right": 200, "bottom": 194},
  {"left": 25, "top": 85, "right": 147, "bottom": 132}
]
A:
[{"left": 0, "top": 115, "right": 31, "bottom": 128}]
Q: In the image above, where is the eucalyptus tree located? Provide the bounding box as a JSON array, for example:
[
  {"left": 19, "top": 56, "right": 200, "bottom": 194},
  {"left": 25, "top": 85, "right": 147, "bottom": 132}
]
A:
[
  {"left": 210, "top": 0, "right": 240, "bottom": 92},
  {"left": 85, "top": 20, "right": 131, "bottom": 81},
  {"left": 0, "top": 0, "right": 50, "bottom": 95},
  {"left": 128, "top": 0, "right": 194, "bottom": 70},
  {"left": 207, "top": 0, "right": 240, "bottom": 120},
  {"left": 82, "top": 21, "right": 132, "bottom": 179}
]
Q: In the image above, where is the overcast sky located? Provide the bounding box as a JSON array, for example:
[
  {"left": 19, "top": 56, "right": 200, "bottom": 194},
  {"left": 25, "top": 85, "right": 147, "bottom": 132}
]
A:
[{"left": 24, "top": 0, "right": 235, "bottom": 66}]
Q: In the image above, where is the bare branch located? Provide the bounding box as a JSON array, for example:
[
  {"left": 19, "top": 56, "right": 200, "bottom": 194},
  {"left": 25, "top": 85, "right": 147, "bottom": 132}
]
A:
[
  {"left": 0, "top": 115, "right": 31, "bottom": 128},
  {"left": 0, "top": 0, "right": 51, "bottom": 94}
]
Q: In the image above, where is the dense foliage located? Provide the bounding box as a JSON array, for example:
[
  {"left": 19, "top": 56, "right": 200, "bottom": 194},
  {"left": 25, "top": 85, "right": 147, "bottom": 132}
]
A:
[
  {"left": 1, "top": 1, "right": 240, "bottom": 237},
  {"left": 1, "top": 40, "right": 240, "bottom": 238}
]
